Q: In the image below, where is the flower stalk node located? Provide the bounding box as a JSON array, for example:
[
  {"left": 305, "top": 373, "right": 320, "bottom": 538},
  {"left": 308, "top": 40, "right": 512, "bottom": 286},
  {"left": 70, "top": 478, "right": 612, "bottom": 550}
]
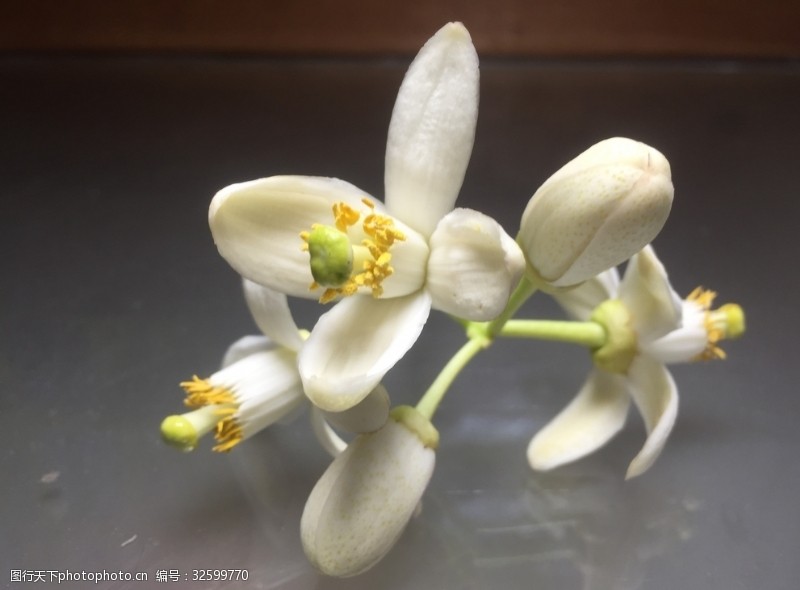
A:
[
  {"left": 390, "top": 405, "right": 439, "bottom": 450},
  {"left": 590, "top": 299, "right": 637, "bottom": 374}
]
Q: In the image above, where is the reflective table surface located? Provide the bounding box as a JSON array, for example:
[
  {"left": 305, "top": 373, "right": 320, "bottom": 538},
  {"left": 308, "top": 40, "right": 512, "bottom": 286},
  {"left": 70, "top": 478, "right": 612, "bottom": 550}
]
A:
[{"left": 2, "top": 55, "right": 799, "bottom": 589}]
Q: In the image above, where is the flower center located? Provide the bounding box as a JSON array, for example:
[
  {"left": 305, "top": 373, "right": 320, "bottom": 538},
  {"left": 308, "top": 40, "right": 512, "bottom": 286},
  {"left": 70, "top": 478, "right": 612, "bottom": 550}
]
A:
[
  {"left": 686, "top": 287, "right": 745, "bottom": 361},
  {"left": 300, "top": 198, "right": 406, "bottom": 303},
  {"left": 180, "top": 375, "right": 243, "bottom": 452}
]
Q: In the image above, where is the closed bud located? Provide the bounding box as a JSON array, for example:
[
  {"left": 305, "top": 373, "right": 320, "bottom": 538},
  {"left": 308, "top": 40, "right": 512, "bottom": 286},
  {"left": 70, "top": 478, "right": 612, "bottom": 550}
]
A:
[{"left": 518, "top": 137, "right": 674, "bottom": 287}]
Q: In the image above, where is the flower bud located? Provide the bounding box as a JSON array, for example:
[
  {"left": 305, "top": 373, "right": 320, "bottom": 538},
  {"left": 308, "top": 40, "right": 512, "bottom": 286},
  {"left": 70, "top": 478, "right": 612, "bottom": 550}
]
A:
[
  {"left": 518, "top": 137, "right": 674, "bottom": 287},
  {"left": 301, "top": 406, "right": 437, "bottom": 577}
]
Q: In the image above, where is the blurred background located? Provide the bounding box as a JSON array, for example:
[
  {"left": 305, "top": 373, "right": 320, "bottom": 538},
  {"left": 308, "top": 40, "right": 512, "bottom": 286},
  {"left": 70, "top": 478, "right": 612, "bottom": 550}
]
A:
[
  {"left": 3, "top": 0, "right": 799, "bottom": 58},
  {"left": 3, "top": 2, "right": 799, "bottom": 590}
]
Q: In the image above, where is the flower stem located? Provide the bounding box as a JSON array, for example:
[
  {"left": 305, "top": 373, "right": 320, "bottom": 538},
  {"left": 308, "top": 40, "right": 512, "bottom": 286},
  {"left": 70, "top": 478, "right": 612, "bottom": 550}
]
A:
[
  {"left": 485, "top": 274, "right": 538, "bottom": 337},
  {"left": 499, "top": 319, "right": 606, "bottom": 348},
  {"left": 415, "top": 336, "right": 488, "bottom": 421}
]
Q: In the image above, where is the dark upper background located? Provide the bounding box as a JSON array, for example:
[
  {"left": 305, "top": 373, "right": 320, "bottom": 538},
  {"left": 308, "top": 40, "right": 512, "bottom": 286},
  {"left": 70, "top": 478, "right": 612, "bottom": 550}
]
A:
[
  {"left": 2, "top": 2, "right": 799, "bottom": 590},
  {"left": 2, "top": 0, "right": 800, "bottom": 58}
]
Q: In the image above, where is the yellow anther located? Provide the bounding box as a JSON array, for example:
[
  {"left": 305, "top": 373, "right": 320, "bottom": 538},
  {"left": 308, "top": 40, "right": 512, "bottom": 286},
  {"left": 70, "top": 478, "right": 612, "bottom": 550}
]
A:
[
  {"left": 686, "top": 287, "right": 744, "bottom": 362},
  {"left": 332, "top": 202, "right": 360, "bottom": 232},
  {"left": 213, "top": 416, "right": 244, "bottom": 453},
  {"left": 180, "top": 376, "right": 237, "bottom": 407},
  {"left": 302, "top": 199, "right": 406, "bottom": 303}
]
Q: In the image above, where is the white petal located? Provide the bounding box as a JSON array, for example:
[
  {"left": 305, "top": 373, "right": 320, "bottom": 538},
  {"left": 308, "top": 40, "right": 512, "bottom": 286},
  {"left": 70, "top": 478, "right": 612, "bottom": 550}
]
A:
[
  {"left": 625, "top": 355, "right": 679, "bottom": 479},
  {"left": 299, "top": 292, "right": 431, "bottom": 411},
  {"left": 301, "top": 419, "right": 435, "bottom": 577},
  {"left": 309, "top": 407, "right": 348, "bottom": 458},
  {"left": 370, "top": 219, "right": 430, "bottom": 299},
  {"left": 553, "top": 268, "right": 621, "bottom": 321},
  {"left": 641, "top": 325, "right": 707, "bottom": 364},
  {"left": 519, "top": 138, "right": 673, "bottom": 287},
  {"left": 209, "top": 176, "right": 371, "bottom": 298},
  {"left": 384, "top": 22, "right": 479, "bottom": 237},
  {"left": 426, "top": 208, "right": 525, "bottom": 321},
  {"left": 528, "top": 370, "right": 630, "bottom": 471},
  {"left": 619, "top": 245, "right": 683, "bottom": 343},
  {"left": 212, "top": 348, "right": 306, "bottom": 439},
  {"left": 221, "top": 335, "right": 272, "bottom": 368},
  {"left": 320, "top": 385, "right": 390, "bottom": 434},
  {"left": 242, "top": 279, "right": 304, "bottom": 351}
]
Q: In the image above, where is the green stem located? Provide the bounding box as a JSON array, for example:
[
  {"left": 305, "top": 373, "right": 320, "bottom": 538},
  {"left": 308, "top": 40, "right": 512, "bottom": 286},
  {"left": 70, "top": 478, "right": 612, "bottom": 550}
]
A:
[
  {"left": 485, "top": 274, "right": 538, "bottom": 337},
  {"left": 500, "top": 319, "right": 606, "bottom": 348},
  {"left": 415, "top": 336, "right": 488, "bottom": 421}
]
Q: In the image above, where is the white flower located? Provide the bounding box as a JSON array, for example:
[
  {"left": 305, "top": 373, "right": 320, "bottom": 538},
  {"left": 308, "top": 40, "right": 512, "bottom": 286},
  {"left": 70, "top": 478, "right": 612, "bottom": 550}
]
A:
[
  {"left": 160, "top": 280, "right": 389, "bottom": 452},
  {"left": 208, "top": 23, "right": 524, "bottom": 414},
  {"left": 518, "top": 137, "right": 674, "bottom": 288},
  {"left": 528, "top": 246, "right": 744, "bottom": 478},
  {"left": 301, "top": 406, "right": 438, "bottom": 577}
]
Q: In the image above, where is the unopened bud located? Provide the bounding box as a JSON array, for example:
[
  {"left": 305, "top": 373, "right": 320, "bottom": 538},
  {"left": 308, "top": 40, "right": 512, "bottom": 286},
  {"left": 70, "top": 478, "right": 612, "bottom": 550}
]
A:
[{"left": 519, "top": 137, "right": 674, "bottom": 287}]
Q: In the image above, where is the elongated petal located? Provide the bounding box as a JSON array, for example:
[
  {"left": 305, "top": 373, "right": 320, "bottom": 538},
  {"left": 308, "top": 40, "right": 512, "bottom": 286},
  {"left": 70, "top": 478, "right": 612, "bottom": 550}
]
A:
[
  {"left": 221, "top": 334, "right": 272, "bottom": 368},
  {"left": 228, "top": 349, "right": 306, "bottom": 439},
  {"left": 301, "top": 419, "right": 435, "bottom": 577},
  {"left": 209, "top": 176, "right": 370, "bottom": 297},
  {"left": 625, "top": 355, "right": 679, "bottom": 479},
  {"left": 242, "top": 279, "right": 304, "bottom": 351},
  {"left": 553, "top": 268, "right": 620, "bottom": 321},
  {"left": 299, "top": 292, "right": 431, "bottom": 411},
  {"left": 528, "top": 370, "right": 630, "bottom": 471},
  {"left": 426, "top": 208, "right": 525, "bottom": 321},
  {"left": 310, "top": 407, "right": 348, "bottom": 457},
  {"left": 619, "top": 245, "right": 682, "bottom": 343},
  {"left": 321, "top": 385, "right": 390, "bottom": 434},
  {"left": 384, "top": 22, "right": 479, "bottom": 237},
  {"left": 519, "top": 138, "right": 673, "bottom": 287}
]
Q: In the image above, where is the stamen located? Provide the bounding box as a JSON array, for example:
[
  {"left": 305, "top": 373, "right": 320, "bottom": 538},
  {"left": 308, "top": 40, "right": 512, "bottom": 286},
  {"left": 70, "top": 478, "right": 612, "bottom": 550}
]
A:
[
  {"left": 686, "top": 287, "right": 744, "bottom": 362},
  {"left": 333, "top": 202, "right": 360, "bottom": 232},
  {"left": 181, "top": 376, "right": 237, "bottom": 407},
  {"left": 301, "top": 199, "right": 407, "bottom": 303},
  {"left": 213, "top": 415, "right": 244, "bottom": 452}
]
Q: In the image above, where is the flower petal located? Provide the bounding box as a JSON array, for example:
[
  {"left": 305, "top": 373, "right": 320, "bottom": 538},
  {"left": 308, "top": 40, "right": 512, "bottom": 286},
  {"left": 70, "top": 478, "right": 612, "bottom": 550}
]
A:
[
  {"left": 301, "top": 418, "right": 435, "bottom": 577},
  {"left": 426, "top": 208, "right": 525, "bottom": 321},
  {"left": 519, "top": 138, "right": 673, "bottom": 287},
  {"left": 619, "top": 245, "right": 683, "bottom": 342},
  {"left": 221, "top": 334, "right": 272, "bottom": 368},
  {"left": 242, "top": 279, "right": 304, "bottom": 351},
  {"left": 528, "top": 369, "right": 629, "bottom": 471},
  {"left": 309, "top": 407, "right": 348, "bottom": 458},
  {"left": 209, "top": 176, "right": 371, "bottom": 298},
  {"left": 299, "top": 292, "right": 432, "bottom": 411},
  {"left": 320, "top": 384, "right": 390, "bottom": 434},
  {"left": 384, "top": 22, "right": 479, "bottom": 237},
  {"left": 625, "top": 355, "right": 679, "bottom": 479},
  {"left": 553, "top": 268, "right": 621, "bottom": 321}
]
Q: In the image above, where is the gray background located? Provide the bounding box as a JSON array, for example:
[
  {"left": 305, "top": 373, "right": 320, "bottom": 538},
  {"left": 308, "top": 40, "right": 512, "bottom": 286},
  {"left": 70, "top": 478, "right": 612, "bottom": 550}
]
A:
[{"left": 2, "top": 56, "right": 798, "bottom": 589}]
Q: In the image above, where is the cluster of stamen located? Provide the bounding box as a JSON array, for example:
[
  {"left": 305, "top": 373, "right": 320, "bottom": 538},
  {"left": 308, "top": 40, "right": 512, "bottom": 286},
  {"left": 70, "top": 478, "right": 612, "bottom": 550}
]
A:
[
  {"left": 300, "top": 198, "right": 405, "bottom": 303},
  {"left": 686, "top": 287, "right": 727, "bottom": 361},
  {"left": 180, "top": 376, "right": 243, "bottom": 452}
]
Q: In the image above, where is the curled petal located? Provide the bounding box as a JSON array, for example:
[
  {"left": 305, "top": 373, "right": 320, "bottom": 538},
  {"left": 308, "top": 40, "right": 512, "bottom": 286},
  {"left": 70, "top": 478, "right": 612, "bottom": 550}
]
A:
[
  {"left": 301, "top": 418, "right": 435, "bottom": 577},
  {"left": 242, "top": 279, "right": 303, "bottom": 351},
  {"left": 309, "top": 407, "right": 348, "bottom": 458},
  {"left": 320, "top": 385, "right": 390, "bottom": 434},
  {"left": 221, "top": 335, "right": 273, "bottom": 369},
  {"left": 426, "top": 208, "right": 525, "bottom": 321},
  {"left": 619, "top": 245, "right": 683, "bottom": 342},
  {"left": 553, "top": 268, "right": 621, "bottom": 321},
  {"left": 625, "top": 355, "right": 679, "bottom": 479},
  {"left": 528, "top": 370, "right": 630, "bottom": 471},
  {"left": 299, "top": 292, "right": 431, "bottom": 412},
  {"left": 384, "top": 22, "right": 479, "bottom": 237},
  {"left": 209, "top": 176, "right": 370, "bottom": 298}
]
